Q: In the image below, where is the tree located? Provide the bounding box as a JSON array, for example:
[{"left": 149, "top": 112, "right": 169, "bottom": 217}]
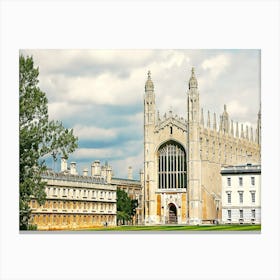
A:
[
  {"left": 19, "top": 55, "right": 78, "bottom": 230},
  {"left": 116, "top": 189, "right": 138, "bottom": 225}
]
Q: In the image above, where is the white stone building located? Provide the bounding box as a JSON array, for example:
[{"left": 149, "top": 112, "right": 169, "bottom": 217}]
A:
[{"left": 221, "top": 163, "right": 261, "bottom": 224}]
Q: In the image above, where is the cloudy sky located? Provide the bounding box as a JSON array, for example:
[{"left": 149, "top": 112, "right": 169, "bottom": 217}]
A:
[{"left": 20, "top": 49, "right": 260, "bottom": 179}]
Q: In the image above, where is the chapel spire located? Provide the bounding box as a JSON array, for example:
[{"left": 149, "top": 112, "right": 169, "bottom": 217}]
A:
[
  {"left": 241, "top": 124, "right": 244, "bottom": 138},
  {"left": 257, "top": 104, "right": 261, "bottom": 145},
  {"left": 213, "top": 113, "right": 217, "bottom": 131},
  {"left": 200, "top": 108, "right": 204, "bottom": 127},
  {"left": 187, "top": 67, "right": 200, "bottom": 123},
  {"left": 220, "top": 104, "right": 229, "bottom": 133},
  {"left": 250, "top": 126, "right": 254, "bottom": 141},
  {"left": 207, "top": 111, "right": 211, "bottom": 128},
  {"left": 145, "top": 70, "right": 154, "bottom": 92},
  {"left": 188, "top": 67, "right": 198, "bottom": 89},
  {"left": 230, "top": 120, "right": 234, "bottom": 135},
  {"left": 246, "top": 125, "right": 249, "bottom": 140},
  {"left": 236, "top": 122, "right": 239, "bottom": 138},
  {"left": 144, "top": 70, "right": 156, "bottom": 125}
]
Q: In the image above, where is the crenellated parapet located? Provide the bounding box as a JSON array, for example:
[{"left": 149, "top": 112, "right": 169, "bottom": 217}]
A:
[
  {"left": 199, "top": 104, "right": 260, "bottom": 145},
  {"left": 198, "top": 103, "right": 260, "bottom": 166}
]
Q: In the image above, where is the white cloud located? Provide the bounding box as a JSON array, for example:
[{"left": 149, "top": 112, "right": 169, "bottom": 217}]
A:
[
  {"left": 227, "top": 100, "right": 248, "bottom": 119},
  {"left": 201, "top": 54, "right": 231, "bottom": 79},
  {"left": 72, "top": 147, "right": 123, "bottom": 159},
  {"left": 48, "top": 102, "right": 86, "bottom": 120},
  {"left": 20, "top": 49, "right": 260, "bottom": 178},
  {"left": 159, "top": 50, "right": 188, "bottom": 69},
  {"left": 69, "top": 73, "right": 141, "bottom": 105},
  {"left": 73, "top": 125, "right": 117, "bottom": 140},
  {"left": 21, "top": 49, "right": 156, "bottom": 76},
  {"left": 159, "top": 95, "right": 186, "bottom": 118},
  {"left": 111, "top": 151, "right": 144, "bottom": 178},
  {"left": 43, "top": 68, "right": 144, "bottom": 106},
  {"left": 126, "top": 112, "right": 143, "bottom": 124}
]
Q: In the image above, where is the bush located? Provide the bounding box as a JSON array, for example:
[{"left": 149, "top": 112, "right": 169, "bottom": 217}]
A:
[{"left": 27, "top": 224, "right": 37, "bottom": 231}]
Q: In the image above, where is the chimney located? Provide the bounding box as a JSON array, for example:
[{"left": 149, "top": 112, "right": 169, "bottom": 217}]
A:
[
  {"left": 83, "top": 168, "right": 88, "bottom": 177},
  {"left": 101, "top": 165, "right": 107, "bottom": 178},
  {"left": 91, "top": 160, "right": 101, "bottom": 176},
  {"left": 106, "top": 166, "right": 112, "bottom": 184},
  {"left": 61, "top": 157, "right": 67, "bottom": 172},
  {"left": 70, "top": 162, "right": 77, "bottom": 175},
  {"left": 128, "top": 166, "right": 133, "bottom": 180}
]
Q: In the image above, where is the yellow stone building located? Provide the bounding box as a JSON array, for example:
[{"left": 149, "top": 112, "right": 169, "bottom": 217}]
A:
[{"left": 30, "top": 160, "right": 143, "bottom": 230}]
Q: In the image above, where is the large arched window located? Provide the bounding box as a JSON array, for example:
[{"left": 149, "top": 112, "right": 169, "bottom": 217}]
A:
[{"left": 158, "top": 141, "right": 187, "bottom": 189}]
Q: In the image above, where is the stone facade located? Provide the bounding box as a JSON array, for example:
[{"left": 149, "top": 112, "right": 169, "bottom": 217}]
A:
[
  {"left": 143, "top": 68, "right": 261, "bottom": 225},
  {"left": 30, "top": 160, "right": 143, "bottom": 230},
  {"left": 221, "top": 164, "right": 261, "bottom": 224},
  {"left": 30, "top": 170, "right": 117, "bottom": 230}
]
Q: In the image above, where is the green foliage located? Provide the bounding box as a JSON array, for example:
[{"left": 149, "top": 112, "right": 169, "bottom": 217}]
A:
[
  {"left": 27, "top": 224, "right": 38, "bottom": 231},
  {"left": 19, "top": 55, "right": 78, "bottom": 230},
  {"left": 116, "top": 189, "right": 138, "bottom": 225},
  {"left": 130, "top": 199, "right": 138, "bottom": 217}
]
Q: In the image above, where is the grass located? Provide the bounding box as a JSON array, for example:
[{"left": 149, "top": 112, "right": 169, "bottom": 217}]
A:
[{"left": 77, "top": 224, "right": 261, "bottom": 231}]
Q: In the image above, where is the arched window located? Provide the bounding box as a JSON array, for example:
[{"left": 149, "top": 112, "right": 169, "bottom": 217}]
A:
[{"left": 158, "top": 141, "right": 187, "bottom": 189}]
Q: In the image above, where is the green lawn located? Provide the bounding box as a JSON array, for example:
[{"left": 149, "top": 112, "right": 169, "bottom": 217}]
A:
[{"left": 78, "top": 224, "right": 261, "bottom": 231}]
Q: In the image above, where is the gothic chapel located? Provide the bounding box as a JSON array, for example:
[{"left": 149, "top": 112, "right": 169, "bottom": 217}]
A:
[{"left": 143, "top": 68, "right": 261, "bottom": 225}]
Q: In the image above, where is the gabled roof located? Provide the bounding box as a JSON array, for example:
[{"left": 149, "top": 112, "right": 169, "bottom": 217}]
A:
[{"left": 155, "top": 114, "right": 187, "bottom": 133}]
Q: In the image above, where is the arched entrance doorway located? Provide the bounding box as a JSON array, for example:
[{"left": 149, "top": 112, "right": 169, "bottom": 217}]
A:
[{"left": 168, "top": 203, "right": 177, "bottom": 224}]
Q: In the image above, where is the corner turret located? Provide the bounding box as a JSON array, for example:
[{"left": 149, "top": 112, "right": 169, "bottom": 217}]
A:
[
  {"left": 189, "top": 67, "right": 198, "bottom": 89},
  {"left": 145, "top": 70, "right": 154, "bottom": 92}
]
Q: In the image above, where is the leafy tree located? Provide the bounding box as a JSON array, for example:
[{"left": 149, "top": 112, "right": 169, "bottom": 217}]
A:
[
  {"left": 130, "top": 199, "right": 138, "bottom": 219},
  {"left": 19, "top": 55, "right": 78, "bottom": 230},
  {"left": 116, "top": 189, "right": 138, "bottom": 225}
]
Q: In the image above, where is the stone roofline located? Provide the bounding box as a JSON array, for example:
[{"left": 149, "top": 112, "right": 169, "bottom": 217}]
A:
[
  {"left": 111, "top": 177, "right": 141, "bottom": 186},
  {"left": 220, "top": 163, "right": 261, "bottom": 174},
  {"left": 42, "top": 170, "right": 142, "bottom": 187},
  {"left": 155, "top": 115, "right": 187, "bottom": 132},
  {"left": 155, "top": 106, "right": 259, "bottom": 144},
  {"left": 42, "top": 171, "right": 107, "bottom": 184}
]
